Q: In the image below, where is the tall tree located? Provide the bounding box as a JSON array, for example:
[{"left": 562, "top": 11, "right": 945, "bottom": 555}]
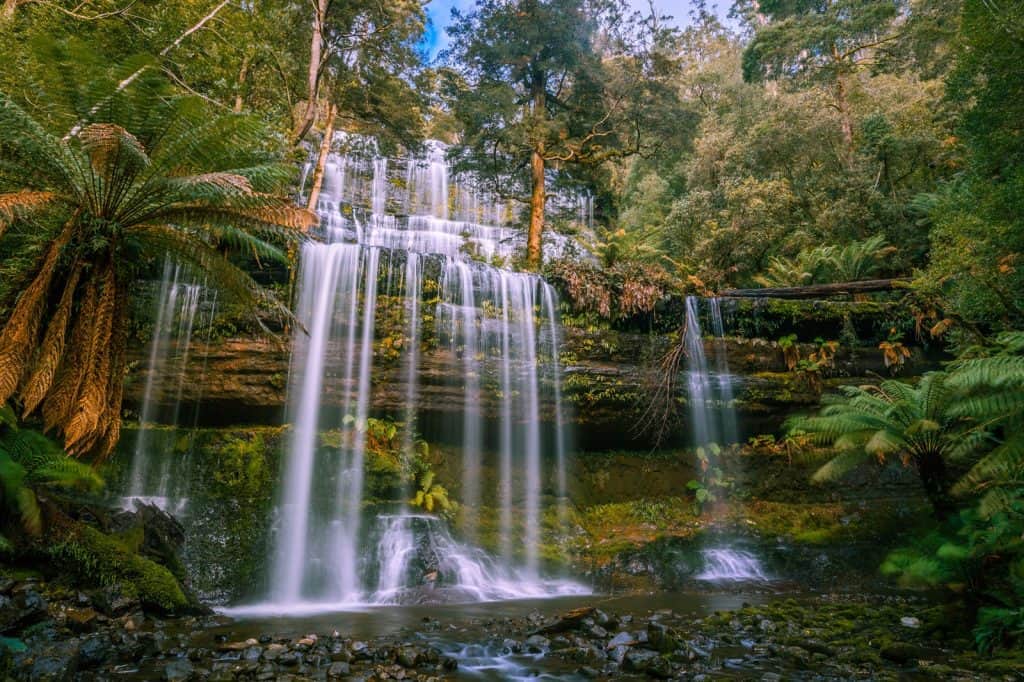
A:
[
  {"left": 290, "top": 0, "right": 427, "bottom": 148},
  {"left": 738, "top": 0, "right": 903, "bottom": 160},
  {"left": 444, "top": 0, "right": 671, "bottom": 269}
]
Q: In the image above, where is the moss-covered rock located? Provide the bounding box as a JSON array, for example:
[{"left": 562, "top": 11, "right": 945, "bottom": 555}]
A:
[{"left": 48, "top": 524, "right": 188, "bottom": 613}]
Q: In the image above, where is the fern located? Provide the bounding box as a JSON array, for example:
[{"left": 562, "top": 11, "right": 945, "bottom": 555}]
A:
[{"left": 0, "top": 405, "right": 103, "bottom": 542}]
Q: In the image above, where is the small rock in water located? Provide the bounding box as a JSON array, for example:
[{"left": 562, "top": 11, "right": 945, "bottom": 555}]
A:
[
  {"left": 396, "top": 646, "right": 420, "bottom": 667},
  {"left": 327, "top": 661, "right": 350, "bottom": 678},
  {"left": 525, "top": 634, "right": 550, "bottom": 652},
  {"left": 607, "top": 631, "right": 635, "bottom": 649},
  {"left": 163, "top": 658, "right": 193, "bottom": 682}
]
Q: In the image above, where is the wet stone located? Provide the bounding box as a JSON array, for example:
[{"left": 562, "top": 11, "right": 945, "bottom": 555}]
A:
[
  {"left": 327, "top": 661, "right": 350, "bottom": 678},
  {"left": 525, "top": 634, "right": 550, "bottom": 652},
  {"left": 163, "top": 658, "right": 193, "bottom": 682}
]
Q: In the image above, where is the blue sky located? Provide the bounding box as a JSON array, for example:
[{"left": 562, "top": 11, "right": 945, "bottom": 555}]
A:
[{"left": 420, "top": 0, "right": 720, "bottom": 60}]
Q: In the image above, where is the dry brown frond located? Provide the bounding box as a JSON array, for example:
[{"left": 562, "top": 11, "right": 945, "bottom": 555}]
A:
[
  {"left": 0, "top": 219, "right": 75, "bottom": 404},
  {"left": 64, "top": 264, "right": 116, "bottom": 454},
  {"left": 0, "top": 191, "right": 57, "bottom": 236},
  {"left": 20, "top": 262, "right": 84, "bottom": 417},
  {"left": 42, "top": 271, "right": 97, "bottom": 433},
  {"left": 93, "top": 284, "right": 128, "bottom": 462},
  {"left": 203, "top": 202, "right": 318, "bottom": 232},
  {"left": 179, "top": 172, "right": 254, "bottom": 193},
  {"left": 78, "top": 123, "right": 147, "bottom": 175}
]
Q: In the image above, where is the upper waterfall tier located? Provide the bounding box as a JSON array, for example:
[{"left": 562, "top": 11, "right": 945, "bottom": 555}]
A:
[{"left": 306, "top": 138, "right": 585, "bottom": 263}]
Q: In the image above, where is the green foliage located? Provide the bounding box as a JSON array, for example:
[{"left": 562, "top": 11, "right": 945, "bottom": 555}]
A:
[
  {"left": 687, "top": 444, "right": 731, "bottom": 515},
  {"left": 756, "top": 235, "right": 896, "bottom": 287},
  {"left": 788, "top": 373, "right": 961, "bottom": 516},
  {"left": 49, "top": 524, "right": 187, "bottom": 612},
  {"left": 0, "top": 405, "right": 102, "bottom": 545},
  {"left": 208, "top": 432, "right": 270, "bottom": 499},
  {"left": 409, "top": 469, "right": 453, "bottom": 515}
]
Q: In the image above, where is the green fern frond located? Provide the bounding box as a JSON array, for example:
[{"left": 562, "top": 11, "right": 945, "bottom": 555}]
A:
[{"left": 812, "top": 448, "right": 871, "bottom": 483}]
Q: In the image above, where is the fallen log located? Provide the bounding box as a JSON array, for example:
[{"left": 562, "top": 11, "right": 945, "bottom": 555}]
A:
[
  {"left": 720, "top": 278, "right": 909, "bottom": 299},
  {"left": 531, "top": 606, "right": 595, "bottom": 635}
]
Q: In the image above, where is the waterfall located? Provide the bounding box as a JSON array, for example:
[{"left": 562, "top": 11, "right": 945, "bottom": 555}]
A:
[
  {"left": 683, "top": 295, "right": 741, "bottom": 449},
  {"left": 253, "top": 139, "right": 585, "bottom": 611},
  {"left": 124, "top": 259, "right": 214, "bottom": 515},
  {"left": 684, "top": 297, "right": 767, "bottom": 581}
]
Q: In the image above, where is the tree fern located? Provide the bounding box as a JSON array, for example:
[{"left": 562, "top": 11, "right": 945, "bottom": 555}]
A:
[
  {"left": 947, "top": 332, "right": 1024, "bottom": 504},
  {"left": 0, "top": 65, "right": 316, "bottom": 457},
  {"left": 789, "top": 373, "right": 961, "bottom": 517}
]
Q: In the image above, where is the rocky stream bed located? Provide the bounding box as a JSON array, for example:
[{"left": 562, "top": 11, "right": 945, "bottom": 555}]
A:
[{"left": 3, "top": 575, "right": 1022, "bottom": 681}]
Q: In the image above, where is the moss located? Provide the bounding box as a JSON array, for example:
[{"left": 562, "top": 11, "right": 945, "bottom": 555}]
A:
[
  {"left": 50, "top": 524, "right": 188, "bottom": 612},
  {"left": 207, "top": 431, "right": 272, "bottom": 499}
]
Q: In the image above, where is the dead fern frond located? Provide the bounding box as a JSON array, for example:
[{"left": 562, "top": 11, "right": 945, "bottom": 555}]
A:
[
  {"left": 42, "top": 272, "right": 98, "bottom": 433},
  {"left": 20, "top": 262, "right": 84, "bottom": 416},
  {"left": 0, "top": 219, "right": 75, "bottom": 404},
  {"left": 77, "top": 123, "right": 148, "bottom": 176},
  {"left": 0, "top": 191, "right": 57, "bottom": 236},
  {"left": 64, "top": 264, "right": 116, "bottom": 454}
]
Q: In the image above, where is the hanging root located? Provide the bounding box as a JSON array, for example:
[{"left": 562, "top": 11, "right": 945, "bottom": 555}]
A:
[{"left": 633, "top": 320, "right": 689, "bottom": 447}]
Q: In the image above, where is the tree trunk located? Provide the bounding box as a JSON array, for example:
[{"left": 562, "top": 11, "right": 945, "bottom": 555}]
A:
[
  {"left": 526, "top": 80, "right": 546, "bottom": 270},
  {"left": 835, "top": 73, "right": 854, "bottom": 159},
  {"left": 527, "top": 144, "right": 545, "bottom": 270},
  {"left": 233, "top": 53, "right": 251, "bottom": 113},
  {"left": 1, "top": 0, "right": 21, "bottom": 21},
  {"left": 916, "top": 450, "right": 955, "bottom": 521},
  {"left": 292, "top": 0, "right": 328, "bottom": 146},
  {"left": 306, "top": 104, "right": 336, "bottom": 211},
  {"left": 720, "top": 278, "right": 909, "bottom": 299}
]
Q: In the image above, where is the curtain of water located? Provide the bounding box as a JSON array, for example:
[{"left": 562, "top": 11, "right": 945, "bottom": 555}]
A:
[
  {"left": 125, "top": 259, "right": 211, "bottom": 514},
  {"left": 260, "top": 139, "right": 583, "bottom": 608}
]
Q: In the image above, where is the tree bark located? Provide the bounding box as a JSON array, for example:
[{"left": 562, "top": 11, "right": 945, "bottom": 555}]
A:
[
  {"left": 916, "top": 450, "right": 955, "bottom": 521},
  {"left": 720, "top": 279, "right": 908, "bottom": 299},
  {"left": 292, "top": 0, "right": 328, "bottom": 146},
  {"left": 1, "top": 0, "right": 21, "bottom": 21},
  {"left": 835, "top": 72, "right": 854, "bottom": 160},
  {"left": 233, "top": 53, "right": 251, "bottom": 113},
  {"left": 305, "top": 104, "right": 336, "bottom": 211},
  {"left": 526, "top": 80, "right": 546, "bottom": 270}
]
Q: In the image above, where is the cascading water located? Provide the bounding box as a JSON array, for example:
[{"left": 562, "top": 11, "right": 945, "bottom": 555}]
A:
[
  {"left": 250, "top": 139, "right": 585, "bottom": 612},
  {"left": 697, "top": 549, "right": 768, "bottom": 581},
  {"left": 685, "top": 296, "right": 768, "bottom": 582},
  {"left": 123, "top": 259, "right": 215, "bottom": 515}
]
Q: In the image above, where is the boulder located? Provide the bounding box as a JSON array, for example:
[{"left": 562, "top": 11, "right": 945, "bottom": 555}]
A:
[{"left": 0, "top": 589, "right": 48, "bottom": 634}]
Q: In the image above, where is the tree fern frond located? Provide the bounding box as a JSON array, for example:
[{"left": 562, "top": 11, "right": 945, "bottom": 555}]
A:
[
  {"left": 812, "top": 448, "right": 871, "bottom": 483},
  {"left": 954, "top": 437, "right": 1024, "bottom": 495},
  {"left": 77, "top": 123, "right": 150, "bottom": 177},
  {"left": 0, "top": 191, "right": 58, "bottom": 237}
]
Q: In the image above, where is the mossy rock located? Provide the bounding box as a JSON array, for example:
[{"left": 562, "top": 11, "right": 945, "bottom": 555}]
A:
[{"left": 49, "top": 524, "right": 188, "bottom": 613}]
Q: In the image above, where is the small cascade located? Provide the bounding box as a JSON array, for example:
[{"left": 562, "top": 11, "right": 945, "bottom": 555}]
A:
[
  {"left": 256, "top": 138, "right": 584, "bottom": 611},
  {"left": 124, "top": 259, "right": 216, "bottom": 515},
  {"left": 685, "top": 297, "right": 767, "bottom": 580},
  {"left": 683, "top": 295, "right": 741, "bottom": 448},
  {"left": 696, "top": 549, "right": 768, "bottom": 582},
  {"left": 367, "top": 514, "right": 581, "bottom": 605}
]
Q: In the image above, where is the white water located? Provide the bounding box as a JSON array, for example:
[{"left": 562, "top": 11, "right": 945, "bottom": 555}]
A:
[
  {"left": 255, "top": 139, "right": 585, "bottom": 612},
  {"left": 123, "top": 259, "right": 215, "bottom": 516},
  {"left": 697, "top": 549, "right": 769, "bottom": 582},
  {"left": 685, "top": 297, "right": 768, "bottom": 581}
]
